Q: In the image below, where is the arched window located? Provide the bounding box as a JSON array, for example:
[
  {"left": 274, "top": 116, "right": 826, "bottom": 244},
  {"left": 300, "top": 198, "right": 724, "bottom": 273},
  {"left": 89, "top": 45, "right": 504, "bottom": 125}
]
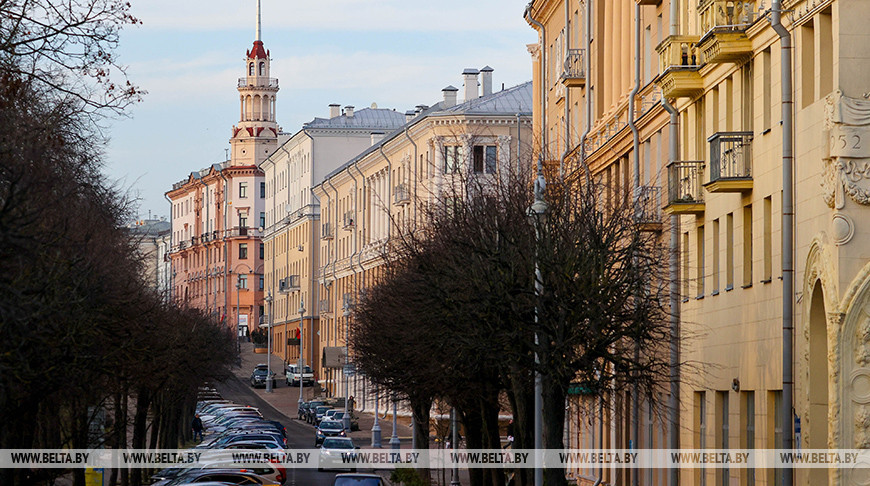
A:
[
  {"left": 249, "top": 63, "right": 254, "bottom": 76},
  {"left": 259, "top": 62, "right": 265, "bottom": 76}
]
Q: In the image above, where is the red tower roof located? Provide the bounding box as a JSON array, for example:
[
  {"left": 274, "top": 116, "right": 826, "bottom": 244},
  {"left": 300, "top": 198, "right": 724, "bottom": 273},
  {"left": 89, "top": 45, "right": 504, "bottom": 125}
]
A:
[{"left": 247, "top": 40, "right": 268, "bottom": 60}]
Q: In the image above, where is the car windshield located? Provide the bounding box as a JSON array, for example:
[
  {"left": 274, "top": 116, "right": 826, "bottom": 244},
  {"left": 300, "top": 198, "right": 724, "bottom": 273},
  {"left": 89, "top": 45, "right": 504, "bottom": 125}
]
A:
[
  {"left": 334, "top": 477, "right": 383, "bottom": 486},
  {"left": 316, "top": 406, "right": 331, "bottom": 414},
  {"left": 322, "top": 438, "right": 354, "bottom": 449},
  {"left": 319, "top": 421, "right": 343, "bottom": 430},
  {"left": 253, "top": 369, "right": 272, "bottom": 375}
]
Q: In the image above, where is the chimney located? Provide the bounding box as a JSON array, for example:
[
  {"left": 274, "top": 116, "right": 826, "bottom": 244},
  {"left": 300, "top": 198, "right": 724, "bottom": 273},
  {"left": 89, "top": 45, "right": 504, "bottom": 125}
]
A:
[
  {"left": 415, "top": 104, "right": 429, "bottom": 114},
  {"left": 370, "top": 131, "right": 385, "bottom": 146},
  {"left": 405, "top": 110, "right": 416, "bottom": 123},
  {"left": 344, "top": 105, "right": 354, "bottom": 118},
  {"left": 442, "top": 85, "right": 458, "bottom": 107},
  {"left": 480, "top": 66, "right": 494, "bottom": 97},
  {"left": 462, "top": 68, "right": 480, "bottom": 102},
  {"left": 329, "top": 104, "right": 341, "bottom": 118}
]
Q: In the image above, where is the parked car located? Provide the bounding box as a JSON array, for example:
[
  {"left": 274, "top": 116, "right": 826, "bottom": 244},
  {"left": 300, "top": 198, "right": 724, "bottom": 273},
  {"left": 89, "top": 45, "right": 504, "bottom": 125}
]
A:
[
  {"left": 315, "top": 419, "right": 347, "bottom": 446},
  {"left": 318, "top": 437, "right": 358, "bottom": 472},
  {"left": 286, "top": 364, "right": 315, "bottom": 386},
  {"left": 160, "top": 468, "right": 281, "bottom": 486},
  {"left": 312, "top": 406, "right": 332, "bottom": 426},
  {"left": 333, "top": 473, "right": 386, "bottom": 486},
  {"left": 304, "top": 401, "right": 325, "bottom": 423},
  {"left": 250, "top": 364, "right": 277, "bottom": 388}
]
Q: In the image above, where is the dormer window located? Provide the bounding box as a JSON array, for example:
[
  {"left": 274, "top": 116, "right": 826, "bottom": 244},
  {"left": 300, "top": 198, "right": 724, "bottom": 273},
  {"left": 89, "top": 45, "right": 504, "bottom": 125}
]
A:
[
  {"left": 249, "top": 63, "right": 255, "bottom": 76},
  {"left": 259, "top": 62, "right": 265, "bottom": 76}
]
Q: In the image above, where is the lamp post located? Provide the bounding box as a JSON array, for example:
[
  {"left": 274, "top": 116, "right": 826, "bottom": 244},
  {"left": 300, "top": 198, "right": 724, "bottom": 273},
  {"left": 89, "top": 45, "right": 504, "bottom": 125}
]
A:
[
  {"left": 372, "top": 386, "right": 382, "bottom": 448},
  {"left": 527, "top": 158, "right": 548, "bottom": 486},
  {"left": 450, "top": 407, "right": 459, "bottom": 486},
  {"left": 265, "top": 291, "right": 273, "bottom": 393},
  {"left": 342, "top": 302, "right": 351, "bottom": 432},
  {"left": 389, "top": 392, "right": 400, "bottom": 451},
  {"left": 236, "top": 280, "right": 242, "bottom": 355},
  {"left": 298, "top": 299, "right": 305, "bottom": 410}
]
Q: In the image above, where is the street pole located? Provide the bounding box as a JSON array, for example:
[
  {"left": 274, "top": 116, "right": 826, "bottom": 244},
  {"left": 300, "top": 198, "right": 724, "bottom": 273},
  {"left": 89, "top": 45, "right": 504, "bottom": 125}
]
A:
[
  {"left": 266, "top": 291, "right": 273, "bottom": 393},
  {"left": 298, "top": 299, "right": 305, "bottom": 411},
  {"left": 528, "top": 158, "right": 548, "bottom": 486},
  {"left": 236, "top": 280, "right": 241, "bottom": 355},
  {"left": 372, "top": 386, "right": 382, "bottom": 448},
  {"left": 390, "top": 395, "right": 400, "bottom": 451},
  {"left": 450, "top": 407, "right": 459, "bottom": 486},
  {"left": 342, "top": 302, "right": 351, "bottom": 432}
]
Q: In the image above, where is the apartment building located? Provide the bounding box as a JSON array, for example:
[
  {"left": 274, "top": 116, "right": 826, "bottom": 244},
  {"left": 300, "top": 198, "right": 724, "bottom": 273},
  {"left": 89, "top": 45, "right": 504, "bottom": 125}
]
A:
[
  {"left": 528, "top": 0, "right": 869, "bottom": 485},
  {"left": 166, "top": 10, "right": 278, "bottom": 338},
  {"left": 311, "top": 69, "right": 532, "bottom": 399},
  {"left": 260, "top": 104, "right": 405, "bottom": 386}
]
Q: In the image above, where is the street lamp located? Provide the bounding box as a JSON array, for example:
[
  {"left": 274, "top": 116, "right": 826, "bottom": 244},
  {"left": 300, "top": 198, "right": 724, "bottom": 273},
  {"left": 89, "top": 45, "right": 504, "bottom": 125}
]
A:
[
  {"left": 527, "top": 158, "right": 548, "bottom": 486},
  {"left": 265, "top": 291, "right": 273, "bottom": 393},
  {"left": 235, "top": 280, "right": 242, "bottom": 355},
  {"left": 372, "top": 385, "right": 382, "bottom": 448},
  {"left": 389, "top": 392, "right": 400, "bottom": 451},
  {"left": 298, "top": 299, "right": 305, "bottom": 411}
]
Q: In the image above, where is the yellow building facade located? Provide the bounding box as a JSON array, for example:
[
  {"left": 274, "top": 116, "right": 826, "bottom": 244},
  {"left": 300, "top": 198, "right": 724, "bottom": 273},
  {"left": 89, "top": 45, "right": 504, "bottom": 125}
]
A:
[
  {"left": 312, "top": 73, "right": 532, "bottom": 400},
  {"left": 529, "top": 0, "right": 870, "bottom": 484}
]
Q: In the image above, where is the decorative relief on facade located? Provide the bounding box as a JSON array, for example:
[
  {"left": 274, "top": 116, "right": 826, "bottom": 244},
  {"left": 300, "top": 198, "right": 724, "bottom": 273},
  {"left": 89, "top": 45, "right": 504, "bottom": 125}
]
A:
[
  {"left": 833, "top": 213, "right": 856, "bottom": 246},
  {"left": 822, "top": 91, "right": 870, "bottom": 209}
]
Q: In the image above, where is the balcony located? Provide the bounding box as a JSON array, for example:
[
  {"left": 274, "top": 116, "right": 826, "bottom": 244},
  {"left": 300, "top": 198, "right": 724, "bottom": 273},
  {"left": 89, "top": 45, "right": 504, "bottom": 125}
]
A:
[
  {"left": 319, "top": 299, "right": 331, "bottom": 314},
  {"left": 560, "top": 49, "right": 586, "bottom": 88},
  {"left": 259, "top": 315, "right": 269, "bottom": 327},
  {"left": 633, "top": 185, "right": 663, "bottom": 232},
  {"left": 704, "top": 131, "right": 754, "bottom": 193},
  {"left": 393, "top": 183, "right": 411, "bottom": 206},
  {"left": 279, "top": 275, "right": 300, "bottom": 293},
  {"left": 697, "top": 0, "right": 756, "bottom": 64},
  {"left": 665, "top": 161, "right": 706, "bottom": 215},
  {"left": 342, "top": 211, "right": 355, "bottom": 230},
  {"left": 636, "top": 0, "right": 661, "bottom": 4},
  {"left": 655, "top": 35, "right": 703, "bottom": 99},
  {"left": 321, "top": 222, "right": 334, "bottom": 240},
  {"left": 237, "top": 77, "right": 279, "bottom": 89}
]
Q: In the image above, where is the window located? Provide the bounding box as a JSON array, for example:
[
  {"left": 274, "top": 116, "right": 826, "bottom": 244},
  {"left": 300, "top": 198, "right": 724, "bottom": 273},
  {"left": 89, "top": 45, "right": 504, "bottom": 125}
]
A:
[
  {"left": 712, "top": 219, "right": 720, "bottom": 294},
  {"left": 259, "top": 62, "right": 265, "bottom": 76},
  {"left": 239, "top": 214, "right": 248, "bottom": 228},
  {"left": 248, "top": 63, "right": 254, "bottom": 76},
  {"left": 259, "top": 243, "right": 264, "bottom": 260},
  {"left": 238, "top": 274, "right": 248, "bottom": 289},
  {"left": 762, "top": 48, "right": 772, "bottom": 132},
  {"left": 743, "top": 205, "right": 753, "bottom": 287},
  {"left": 682, "top": 232, "right": 690, "bottom": 300},
  {"left": 444, "top": 146, "right": 462, "bottom": 173},
  {"left": 239, "top": 182, "right": 248, "bottom": 198},
  {"left": 764, "top": 196, "right": 772, "bottom": 281},
  {"left": 742, "top": 391, "right": 756, "bottom": 485},
  {"left": 726, "top": 213, "right": 734, "bottom": 290},
  {"left": 260, "top": 212, "right": 265, "bottom": 229},
  {"left": 259, "top": 275, "right": 264, "bottom": 290},
  {"left": 800, "top": 19, "right": 816, "bottom": 109},
  {"left": 472, "top": 145, "right": 497, "bottom": 174},
  {"left": 239, "top": 243, "right": 248, "bottom": 259},
  {"left": 695, "top": 391, "right": 707, "bottom": 486},
  {"left": 716, "top": 391, "right": 729, "bottom": 486},
  {"left": 770, "top": 391, "right": 783, "bottom": 486},
  {"left": 696, "top": 225, "right": 705, "bottom": 297},
  {"left": 260, "top": 182, "right": 266, "bottom": 198}
]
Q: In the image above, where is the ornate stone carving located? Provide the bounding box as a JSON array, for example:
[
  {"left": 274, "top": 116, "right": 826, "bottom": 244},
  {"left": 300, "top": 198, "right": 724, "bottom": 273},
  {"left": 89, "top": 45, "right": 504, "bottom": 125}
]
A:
[
  {"left": 822, "top": 91, "right": 870, "bottom": 209},
  {"left": 833, "top": 213, "right": 856, "bottom": 246}
]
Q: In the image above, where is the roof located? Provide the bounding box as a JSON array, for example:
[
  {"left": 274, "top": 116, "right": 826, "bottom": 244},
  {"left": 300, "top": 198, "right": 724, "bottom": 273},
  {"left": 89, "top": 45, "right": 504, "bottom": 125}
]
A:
[
  {"left": 302, "top": 107, "right": 406, "bottom": 130},
  {"left": 321, "top": 81, "right": 532, "bottom": 181},
  {"left": 247, "top": 40, "right": 268, "bottom": 60}
]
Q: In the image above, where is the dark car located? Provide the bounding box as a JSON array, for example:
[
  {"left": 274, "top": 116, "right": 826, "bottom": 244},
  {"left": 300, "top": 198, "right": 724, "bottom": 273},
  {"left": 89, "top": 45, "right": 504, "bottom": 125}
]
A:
[
  {"left": 304, "top": 401, "right": 325, "bottom": 423},
  {"left": 249, "top": 365, "right": 277, "bottom": 389},
  {"left": 312, "top": 406, "right": 332, "bottom": 426},
  {"left": 315, "top": 419, "right": 346, "bottom": 446},
  {"left": 164, "top": 468, "right": 280, "bottom": 485}
]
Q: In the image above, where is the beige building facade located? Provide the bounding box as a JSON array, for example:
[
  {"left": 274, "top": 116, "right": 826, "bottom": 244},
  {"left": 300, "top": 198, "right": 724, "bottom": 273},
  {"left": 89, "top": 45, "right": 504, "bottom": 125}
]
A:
[
  {"left": 260, "top": 105, "right": 405, "bottom": 385},
  {"left": 529, "top": 0, "right": 870, "bottom": 484},
  {"left": 311, "top": 71, "right": 532, "bottom": 400}
]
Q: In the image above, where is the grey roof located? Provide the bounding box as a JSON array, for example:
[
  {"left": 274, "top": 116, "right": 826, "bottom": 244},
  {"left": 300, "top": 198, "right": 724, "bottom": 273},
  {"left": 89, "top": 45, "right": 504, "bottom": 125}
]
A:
[
  {"left": 436, "top": 81, "right": 532, "bottom": 116},
  {"left": 321, "top": 81, "right": 532, "bottom": 181},
  {"left": 128, "top": 219, "right": 171, "bottom": 236},
  {"left": 303, "top": 107, "right": 407, "bottom": 130}
]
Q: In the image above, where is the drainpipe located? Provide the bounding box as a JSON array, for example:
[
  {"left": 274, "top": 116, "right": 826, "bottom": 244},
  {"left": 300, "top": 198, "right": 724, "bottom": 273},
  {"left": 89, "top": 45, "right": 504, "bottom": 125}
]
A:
[
  {"left": 525, "top": 6, "right": 547, "bottom": 155},
  {"left": 403, "top": 126, "right": 418, "bottom": 229},
  {"left": 164, "top": 193, "right": 175, "bottom": 302},
  {"left": 378, "top": 146, "right": 393, "bottom": 241},
  {"left": 628, "top": 4, "right": 642, "bottom": 486},
  {"left": 349, "top": 159, "right": 370, "bottom": 417},
  {"left": 558, "top": 0, "right": 571, "bottom": 180},
  {"left": 579, "top": 0, "right": 593, "bottom": 183},
  {"left": 219, "top": 168, "right": 230, "bottom": 323},
  {"left": 326, "top": 176, "right": 340, "bottom": 343},
  {"left": 771, "top": 2, "right": 794, "bottom": 484},
  {"left": 198, "top": 178, "right": 211, "bottom": 316}
]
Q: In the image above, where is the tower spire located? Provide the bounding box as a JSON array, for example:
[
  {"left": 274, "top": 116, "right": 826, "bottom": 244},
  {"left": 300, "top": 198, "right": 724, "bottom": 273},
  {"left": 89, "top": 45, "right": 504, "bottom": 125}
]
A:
[{"left": 256, "top": 0, "right": 262, "bottom": 41}]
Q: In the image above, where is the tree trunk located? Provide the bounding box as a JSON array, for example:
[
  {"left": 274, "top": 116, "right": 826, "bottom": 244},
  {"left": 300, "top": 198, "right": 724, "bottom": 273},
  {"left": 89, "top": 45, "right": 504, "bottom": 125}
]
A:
[
  {"left": 507, "top": 367, "right": 533, "bottom": 486},
  {"left": 541, "top": 372, "right": 567, "bottom": 486},
  {"left": 130, "top": 389, "right": 151, "bottom": 486},
  {"left": 410, "top": 396, "right": 432, "bottom": 484},
  {"left": 460, "top": 405, "right": 484, "bottom": 486}
]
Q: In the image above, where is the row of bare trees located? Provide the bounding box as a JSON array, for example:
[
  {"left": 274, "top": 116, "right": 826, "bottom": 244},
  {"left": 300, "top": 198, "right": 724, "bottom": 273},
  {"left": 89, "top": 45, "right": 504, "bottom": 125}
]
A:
[
  {"left": 352, "top": 160, "right": 673, "bottom": 486},
  {"left": 0, "top": 2, "right": 236, "bottom": 485}
]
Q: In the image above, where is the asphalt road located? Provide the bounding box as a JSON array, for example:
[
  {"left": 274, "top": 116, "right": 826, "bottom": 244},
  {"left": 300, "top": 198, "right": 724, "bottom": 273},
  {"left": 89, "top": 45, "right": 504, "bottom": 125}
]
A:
[{"left": 214, "top": 373, "right": 358, "bottom": 486}]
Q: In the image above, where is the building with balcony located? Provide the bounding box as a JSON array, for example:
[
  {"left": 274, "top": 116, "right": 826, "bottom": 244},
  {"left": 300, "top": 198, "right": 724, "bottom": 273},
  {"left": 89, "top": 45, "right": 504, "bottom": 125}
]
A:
[
  {"left": 165, "top": 6, "right": 277, "bottom": 338},
  {"left": 260, "top": 102, "right": 405, "bottom": 385},
  {"left": 529, "top": 0, "right": 867, "bottom": 484},
  {"left": 312, "top": 68, "right": 531, "bottom": 398}
]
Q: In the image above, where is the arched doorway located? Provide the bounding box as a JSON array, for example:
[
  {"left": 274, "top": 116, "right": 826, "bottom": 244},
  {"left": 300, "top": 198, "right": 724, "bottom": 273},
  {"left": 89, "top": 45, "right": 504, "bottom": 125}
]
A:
[{"left": 808, "top": 281, "right": 829, "bottom": 485}]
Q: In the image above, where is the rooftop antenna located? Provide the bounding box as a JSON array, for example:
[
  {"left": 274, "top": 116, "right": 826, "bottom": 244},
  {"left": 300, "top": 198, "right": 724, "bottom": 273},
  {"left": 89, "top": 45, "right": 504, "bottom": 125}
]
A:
[{"left": 256, "top": 0, "right": 262, "bottom": 41}]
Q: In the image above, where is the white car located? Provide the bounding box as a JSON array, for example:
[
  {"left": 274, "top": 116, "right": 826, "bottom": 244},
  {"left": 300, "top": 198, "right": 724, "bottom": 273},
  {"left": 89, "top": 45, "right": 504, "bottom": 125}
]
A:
[
  {"left": 285, "top": 364, "right": 315, "bottom": 386},
  {"left": 318, "top": 437, "right": 358, "bottom": 472}
]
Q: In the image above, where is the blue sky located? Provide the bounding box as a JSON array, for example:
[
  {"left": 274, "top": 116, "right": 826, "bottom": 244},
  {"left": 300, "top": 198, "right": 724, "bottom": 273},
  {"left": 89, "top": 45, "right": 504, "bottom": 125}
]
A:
[{"left": 104, "top": 0, "right": 537, "bottom": 220}]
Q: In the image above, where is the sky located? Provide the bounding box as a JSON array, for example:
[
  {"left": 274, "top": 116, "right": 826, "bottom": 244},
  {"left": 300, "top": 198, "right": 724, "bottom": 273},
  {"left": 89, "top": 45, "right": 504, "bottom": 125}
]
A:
[{"left": 104, "top": 0, "right": 538, "bottom": 221}]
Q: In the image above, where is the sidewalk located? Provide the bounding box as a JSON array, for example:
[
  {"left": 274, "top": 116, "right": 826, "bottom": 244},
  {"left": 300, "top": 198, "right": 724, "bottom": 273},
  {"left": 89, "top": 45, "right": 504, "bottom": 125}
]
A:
[{"left": 232, "top": 342, "right": 415, "bottom": 445}]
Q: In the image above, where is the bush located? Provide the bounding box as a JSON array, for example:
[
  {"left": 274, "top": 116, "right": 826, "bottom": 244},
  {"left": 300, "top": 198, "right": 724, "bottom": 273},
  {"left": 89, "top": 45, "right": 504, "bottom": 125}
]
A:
[{"left": 390, "top": 467, "right": 427, "bottom": 486}]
